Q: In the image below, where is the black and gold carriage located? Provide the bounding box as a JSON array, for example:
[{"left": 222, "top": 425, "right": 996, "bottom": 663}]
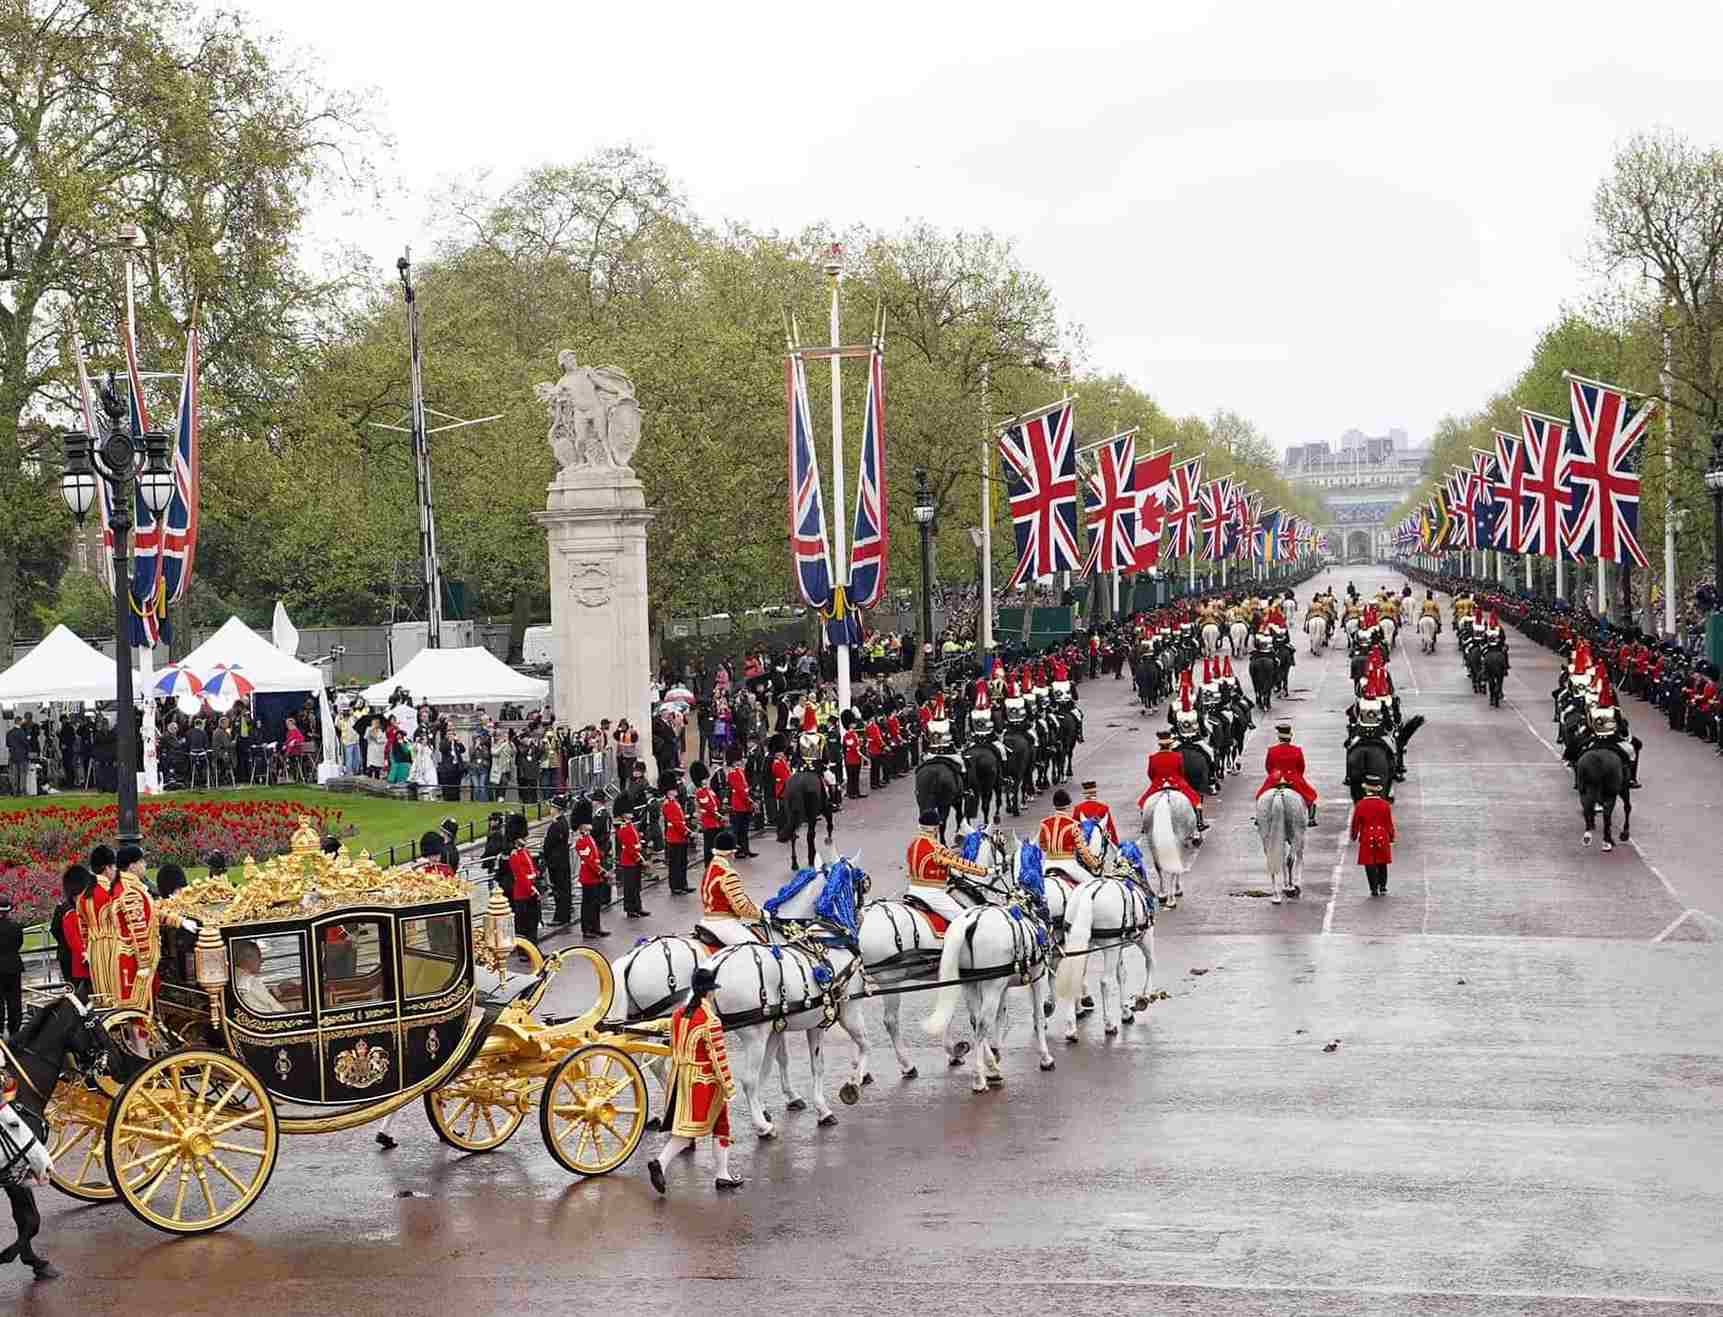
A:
[{"left": 42, "top": 822, "right": 665, "bottom": 1235}]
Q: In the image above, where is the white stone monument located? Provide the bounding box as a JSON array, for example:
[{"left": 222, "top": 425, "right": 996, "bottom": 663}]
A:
[{"left": 532, "top": 350, "right": 656, "bottom": 779}]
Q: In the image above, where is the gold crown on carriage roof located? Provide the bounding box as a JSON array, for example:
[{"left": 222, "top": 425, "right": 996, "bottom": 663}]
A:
[{"left": 160, "top": 816, "right": 468, "bottom": 929}]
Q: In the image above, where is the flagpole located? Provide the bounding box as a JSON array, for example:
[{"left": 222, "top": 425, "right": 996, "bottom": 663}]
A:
[
  {"left": 1662, "top": 311, "right": 1678, "bottom": 635},
  {"left": 1597, "top": 557, "right": 1608, "bottom": 619},
  {"left": 827, "top": 252, "right": 852, "bottom": 713},
  {"left": 979, "top": 362, "right": 993, "bottom": 654},
  {"left": 121, "top": 247, "right": 162, "bottom": 798}
]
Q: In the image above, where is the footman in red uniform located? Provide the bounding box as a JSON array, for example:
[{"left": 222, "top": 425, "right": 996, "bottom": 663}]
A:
[
  {"left": 1350, "top": 774, "right": 1395, "bottom": 895},
  {"left": 644, "top": 964, "right": 744, "bottom": 1194}
]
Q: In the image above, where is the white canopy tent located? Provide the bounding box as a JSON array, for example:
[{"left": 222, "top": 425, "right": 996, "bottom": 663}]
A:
[
  {"left": 360, "top": 647, "right": 548, "bottom": 707},
  {"left": 181, "top": 617, "right": 339, "bottom": 771},
  {"left": 0, "top": 625, "right": 141, "bottom": 705}
]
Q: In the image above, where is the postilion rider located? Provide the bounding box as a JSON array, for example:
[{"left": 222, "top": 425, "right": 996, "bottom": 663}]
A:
[
  {"left": 905, "top": 810, "right": 990, "bottom": 932},
  {"left": 1258, "top": 720, "right": 1319, "bottom": 827},
  {"left": 1037, "top": 789, "right": 1104, "bottom": 875},
  {"left": 642, "top": 963, "right": 744, "bottom": 1195},
  {"left": 697, "top": 831, "right": 765, "bottom": 947},
  {"left": 1140, "top": 730, "right": 1207, "bottom": 840}
]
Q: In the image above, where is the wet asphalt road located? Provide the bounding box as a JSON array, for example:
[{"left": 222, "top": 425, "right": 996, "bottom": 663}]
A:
[{"left": 11, "top": 567, "right": 1723, "bottom": 1316}]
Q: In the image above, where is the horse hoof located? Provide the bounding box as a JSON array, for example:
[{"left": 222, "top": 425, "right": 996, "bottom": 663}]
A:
[
  {"left": 757, "top": 1125, "right": 777, "bottom": 1140},
  {"left": 838, "top": 1082, "right": 860, "bottom": 1106},
  {"left": 1582, "top": 833, "right": 1592, "bottom": 847},
  {"left": 785, "top": 1097, "right": 807, "bottom": 1112},
  {"left": 951, "top": 1040, "right": 971, "bottom": 1060},
  {"left": 0, "top": 1244, "right": 17, "bottom": 1265},
  {"left": 1133, "top": 995, "right": 1151, "bottom": 1012},
  {"left": 1104, "top": 1025, "right": 1119, "bottom": 1036},
  {"left": 1601, "top": 842, "right": 1614, "bottom": 853},
  {"left": 861, "top": 1071, "right": 875, "bottom": 1086},
  {"left": 818, "top": 1111, "right": 839, "bottom": 1127},
  {"left": 1271, "top": 894, "right": 1283, "bottom": 905},
  {"left": 29, "top": 1262, "right": 61, "bottom": 1281},
  {"left": 1042, "top": 1000, "right": 1054, "bottom": 1018},
  {"left": 902, "top": 1066, "right": 918, "bottom": 1080},
  {"left": 972, "top": 1081, "right": 990, "bottom": 1094},
  {"left": 1040, "top": 1057, "right": 1056, "bottom": 1071},
  {"left": 1167, "top": 894, "right": 1180, "bottom": 908},
  {"left": 986, "top": 1074, "right": 1004, "bottom": 1087},
  {"left": 1621, "top": 828, "right": 1630, "bottom": 841}
]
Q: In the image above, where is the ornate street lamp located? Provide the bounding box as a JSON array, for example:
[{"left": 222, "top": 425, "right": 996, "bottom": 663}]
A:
[
  {"left": 60, "top": 374, "right": 174, "bottom": 845},
  {"left": 912, "top": 468, "right": 937, "bottom": 664}
]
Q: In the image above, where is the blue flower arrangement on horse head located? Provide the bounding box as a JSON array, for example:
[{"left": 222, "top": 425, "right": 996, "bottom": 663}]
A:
[
  {"left": 1015, "top": 840, "right": 1046, "bottom": 906},
  {"left": 960, "top": 828, "right": 986, "bottom": 864},
  {"left": 763, "top": 858, "right": 863, "bottom": 941}
]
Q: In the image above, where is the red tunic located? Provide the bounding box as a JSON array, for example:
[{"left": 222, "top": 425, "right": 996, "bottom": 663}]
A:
[
  {"left": 509, "top": 847, "right": 540, "bottom": 900},
  {"left": 843, "top": 730, "right": 863, "bottom": 766},
  {"left": 1258, "top": 743, "right": 1318, "bottom": 807},
  {"left": 771, "top": 757, "right": 791, "bottom": 799},
  {"left": 695, "top": 786, "right": 722, "bottom": 830},
  {"left": 907, "top": 835, "right": 986, "bottom": 887},
  {"left": 663, "top": 1000, "right": 735, "bottom": 1142},
  {"left": 574, "top": 834, "right": 603, "bottom": 887},
  {"left": 616, "top": 821, "right": 642, "bottom": 868},
  {"left": 1036, "top": 812, "right": 1083, "bottom": 858},
  {"left": 1351, "top": 796, "right": 1395, "bottom": 866},
  {"left": 1071, "top": 798, "right": 1119, "bottom": 844},
  {"left": 662, "top": 796, "right": 690, "bottom": 845},
  {"left": 726, "top": 766, "right": 752, "bottom": 813},
  {"left": 1141, "top": 750, "right": 1201, "bottom": 811},
  {"left": 866, "top": 723, "right": 886, "bottom": 756}
]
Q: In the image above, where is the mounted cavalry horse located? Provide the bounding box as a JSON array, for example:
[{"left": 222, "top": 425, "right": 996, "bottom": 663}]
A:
[
  {"left": 1255, "top": 781, "right": 1307, "bottom": 903},
  {"left": 778, "top": 733, "right": 836, "bottom": 869},
  {"left": 1052, "top": 824, "right": 1157, "bottom": 1042},
  {"left": 1138, "top": 780, "right": 1202, "bottom": 909}
]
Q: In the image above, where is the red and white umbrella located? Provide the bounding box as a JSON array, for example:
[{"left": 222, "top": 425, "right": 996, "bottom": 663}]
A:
[
  {"left": 153, "top": 665, "right": 205, "bottom": 701},
  {"left": 203, "top": 664, "right": 257, "bottom": 700},
  {"left": 662, "top": 684, "right": 696, "bottom": 705}
]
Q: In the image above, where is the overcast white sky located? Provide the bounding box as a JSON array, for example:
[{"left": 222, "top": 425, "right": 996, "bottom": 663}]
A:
[{"left": 233, "top": 0, "right": 1723, "bottom": 453}]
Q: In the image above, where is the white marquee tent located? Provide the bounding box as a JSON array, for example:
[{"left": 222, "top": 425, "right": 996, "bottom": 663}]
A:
[
  {"left": 360, "top": 646, "right": 548, "bottom": 707},
  {"left": 0, "top": 625, "right": 141, "bottom": 705},
  {"left": 179, "top": 617, "right": 329, "bottom": 693}
]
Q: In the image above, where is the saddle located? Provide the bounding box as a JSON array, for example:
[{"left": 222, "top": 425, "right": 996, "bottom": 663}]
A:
[{"left": 899, "top": 892, "right": 951, "bottom": 937}]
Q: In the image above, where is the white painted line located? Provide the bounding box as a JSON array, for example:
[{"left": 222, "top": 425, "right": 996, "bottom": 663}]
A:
[
  {"left": 1652, "top": 910, "right": 1698, "bottom": 943},
  {"left": 1634, "top": 843, "right": 1690, "bottom": 910}
]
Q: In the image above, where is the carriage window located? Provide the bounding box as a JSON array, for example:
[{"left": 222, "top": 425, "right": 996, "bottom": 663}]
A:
[
  {"left": 320, "top": 920, "right": 391, "bottom": 1009},
  {"left": 400, "top": 913, "right": 463, "bottom": 998},
  {"left": 230, "top": 934, "right": 305, "bottom": 1016}
]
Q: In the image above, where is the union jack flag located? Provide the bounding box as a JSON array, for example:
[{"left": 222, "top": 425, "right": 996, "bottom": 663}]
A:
[
  {"left": 1163, "top": 457, "right": 1203, "bottom": 557},
  {"left": 1563, "top": 372, "right": 1653, "bottom": 568},
  {"left": 159, "top": 312, "right": 202, "bottom": 607},
  {"left": 785, "top": 348, "right": 835, "bottom": 610},
  {"left": 999, "top": 399, "right": 1080, "bottom": 588},
  {"left": 1131, "top": 445, "right": 1173, "bottom": 570},
  {"left": 1233, "top": 489, "right": 1261, "bottom": 561},
  {"left": 121, "top": 294, "right": 164, "bottom": 648},
  {"left": 68, "top": 317, "right": 118, "bottom": 598},
  {"left": 1445, "top": 468, "right": 1476, "bottom": 551},
  {"left": 1080, "top": 432, "right": 1136, "bottom": 577},
  {"left": 1198, "top": 478, "right": 1231, "bottom": 562},
  {"left": 1490, "top": 430, "right": 1529, "bottom": 554},
  {"left": 846, "top": 342, "right": 889, "bottom": 609},
  {"left": 1517, "top": 409, "right": 1574, "bottom": 559}
]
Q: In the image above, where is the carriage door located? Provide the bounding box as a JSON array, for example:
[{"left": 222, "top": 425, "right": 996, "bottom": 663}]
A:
[
  {"left": 315, "top": 916, "right": 401, "bottom": 1102},
  {"left": 397, "top": 906, "right": 475, "bottom": 1088}
]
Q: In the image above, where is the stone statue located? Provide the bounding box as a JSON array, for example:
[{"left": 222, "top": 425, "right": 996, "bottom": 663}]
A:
[{"left": 536, "top": 349, "right": 643, "bottom": 474}]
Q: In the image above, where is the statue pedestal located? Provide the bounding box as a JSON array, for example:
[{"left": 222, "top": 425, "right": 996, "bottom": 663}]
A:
[{"left": 534, "top": 468, "right": 656, "bottom": 781}]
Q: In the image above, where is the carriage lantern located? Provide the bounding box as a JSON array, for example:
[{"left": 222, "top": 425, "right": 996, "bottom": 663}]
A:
[
  {"left": 480, "top": 886, "right": 516, "bottom": 973},
  {"left": 194, "top": 923, "right": 229, "bottom": 995}
]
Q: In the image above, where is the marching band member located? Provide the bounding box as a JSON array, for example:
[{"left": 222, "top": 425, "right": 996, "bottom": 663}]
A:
[
  {"left": 1258, "top": 720, "right": 1319, "bottom": 826},
  {"left": 906, "top": 810, "right": 989, "bottom": 928},
  {"left": 698, "top": 832, "right": 764, "bottom": 946},
  {"left": 644, "top": 964, "right": 745, "bottom": 1194},
  {"left": 1351, "top": 773, "right": 1396, "bottom": 896}
]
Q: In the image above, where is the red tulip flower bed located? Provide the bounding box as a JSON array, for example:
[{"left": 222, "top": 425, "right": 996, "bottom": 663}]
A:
[{"left": 0, "top": 800, "right": 337, "bottom": 926}]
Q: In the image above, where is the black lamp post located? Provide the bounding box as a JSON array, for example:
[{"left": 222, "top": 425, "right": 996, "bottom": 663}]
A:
[
  {"left": 61, "top": 374, "right": 174, "bottom": 845},
  {"left": 912, "top": 468, "right": 937, "bottom": 662}
]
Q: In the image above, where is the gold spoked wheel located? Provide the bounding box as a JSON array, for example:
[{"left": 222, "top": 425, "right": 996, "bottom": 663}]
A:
[
  {"left": 540, "top": 1043, "right": 647, "bottom": 1177},
  {"left": 104, "top": 1050, "right": 279, "bottom": 1235},
  {"left": 45, "top": 1007, "right": 159, "bottom": 1202},
  {"left": 424, "top": 1068, "right": 529, "bottom": 1151}
]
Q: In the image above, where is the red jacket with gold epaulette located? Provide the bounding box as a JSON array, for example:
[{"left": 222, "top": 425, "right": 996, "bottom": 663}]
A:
[{"left": 907, "top": 835, "right": 986, "bottom": 887}]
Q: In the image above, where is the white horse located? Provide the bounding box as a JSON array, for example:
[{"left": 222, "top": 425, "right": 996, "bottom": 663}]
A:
[
  {"left": 1399, "top": 597, "right": 1416, "bottom": 629},
  {"left": 1343, "top": 613, "right": 1361, "bottom": 641},
  {"left": 1139, "top": 788, "right": 1199, "bottom": 909},
  {"left": 1419, "top": 614, "right": 1438, "bottom": 653},
  {"left": 1053, "top": 871, "right": 1155, "bottom": 1041},
  {"left": 1306, "top": 612, "right": 1329, "bottom": 655},
  {"left": 921, "top": 857, "right": 1056, "bottom": 1093},
  {"left": 1201, "top": 621, "right": 1222, "bottom": 657},
  {"left": 1229, "top": 620, "right": 1250, "bottom": 657},
  {"left": 1255, "top": 786, "right": 1307, "bottom": 904},
  {"left": 1379, "top": 616, "right": 1398, "bottom": 651}
]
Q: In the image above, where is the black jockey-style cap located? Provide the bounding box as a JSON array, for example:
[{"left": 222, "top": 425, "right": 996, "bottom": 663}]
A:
[
  {"left": 1081, "top": 780, "right": 1098, "bottom": 793},
  {"left": 691, "top": 964, "right": 720, "bottom": 994},
  {"left": 714, "top": 829, "right": 738, "bottom": 852},
  {"left": 1276, "top": 721, "right": 1293, "bottom": 736},
  {"left": 1052, "top": 788, "right": 1072, "bottom": 808},
  {"left": 1362, "top": 774, "right": 1385, "bottom": 792},
  {"left": 918, "top": 809, "right": 941, "bottom": 827},
  {"left": 1157, "top": 729, "right": 1173, "bottom": 741}
]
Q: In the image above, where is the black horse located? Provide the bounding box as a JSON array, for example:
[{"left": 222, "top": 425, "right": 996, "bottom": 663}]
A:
[
  {"left": 1002, "top": 727, "right": 1036, "bottom": 815},
  {"left": 913, "top": 756, "right": 967, "bottom": 843},
  {"left": 3, "top": 996, "right": 132, "bottom": 1279},
  {"left": 962, "top": 742, "right": 1005, "bottom": 827},
  {"left": 1248, "top": 650, "right": 1278, "bottom": 712},
  {"left": 1577, "top": 746, "right": 1631, "bottom": 851},
  {"left": 1345, "top": 735, "right": 1398, "bottom": 802},
  {"left": 779, "top": 766, "right": 834, "bottom": 868},
  {"left": 1482, "top": 648, "right": 1508, "bottom": 708},
  {"left": 1178, "top": 738, "right": 1218, "bottom": 798}
]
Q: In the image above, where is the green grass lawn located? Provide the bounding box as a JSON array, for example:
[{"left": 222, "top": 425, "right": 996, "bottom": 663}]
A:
[{"left": 20, "top": 786, "right": 505, "bottom": 869}]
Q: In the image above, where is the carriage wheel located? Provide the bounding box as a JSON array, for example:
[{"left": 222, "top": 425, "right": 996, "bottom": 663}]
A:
[
  {"left": 424, "top": 1067, "right": 529, "bottom": 1151},
  {"left": 44, "top": 1006, "right": 160, "bottom": 1202},
  {"left": 104, "top": 1050, "right": 279, "bottom": 1235},
  {"left": 539, "top": 1043, "right": 648, "bottom": 1177}
]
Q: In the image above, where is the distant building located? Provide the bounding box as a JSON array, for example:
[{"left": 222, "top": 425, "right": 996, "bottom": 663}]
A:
[{"left": 1284, "top": 427, "right": 1430, "bottom": 563}]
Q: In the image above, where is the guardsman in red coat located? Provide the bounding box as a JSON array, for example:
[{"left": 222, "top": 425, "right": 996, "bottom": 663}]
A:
[
  {"left": 906, "top": 811, "right": 989, "bottom": 930},
  {"left": 645, "top": 964, "right": 745, "bottom": 1194},
  {"left": 841, "top": 712, "right": 865, "bottom": 799},
  {"left": 1140, "top": 730, "right": 1206, "bottom": 835},
  {"left": 1258, "top": 720, "right": 1319, "bottom": 825},
  {"left": 692, "top": 763, "right": 723, "bottom": 864},
  {"left": 865, "top": 716, "right": 888, "bottom": 790},
  {"left": 725, "top": 760, "right": 757, "bottom": 858},
  {"left": 1350, "top": 774, "right": 1396, "bottom": 896},
  {"left": 886, "top": 711, "right": 906, "bottom": 776},
  {"left": 769, "top": 748, "right": 792, "bottom": 831},
  {"left": 1070, "top": 778, "right": 1119, "bottom": 844},
  {"left": 661, "top": 782, "right": 693, "bottom": 894}
]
